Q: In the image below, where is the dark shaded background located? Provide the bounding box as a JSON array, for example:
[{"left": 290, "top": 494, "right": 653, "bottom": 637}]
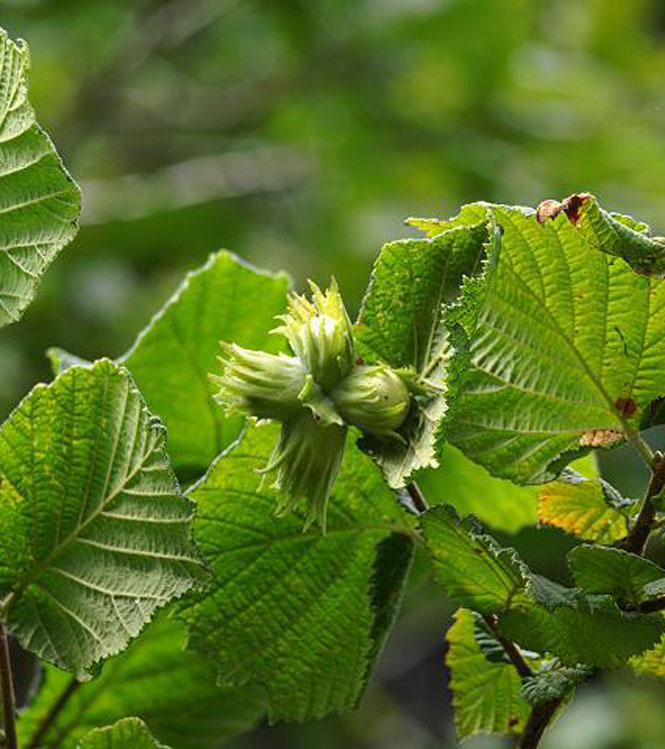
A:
[{"left": 5, "top": 0, "right": 665, "bottom": 746}]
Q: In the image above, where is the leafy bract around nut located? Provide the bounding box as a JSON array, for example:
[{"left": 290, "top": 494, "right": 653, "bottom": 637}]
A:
[
  {"left": 212, "top": 280, "right": 412, "bottom": 528},
  {"left": 331, "top": 365, "right": 410, "bottom": 439},
  {"left": 273, "top": 279, "right": 355, "bottom": 391},
  {"left": 355, "top": 218, "right": 493, "bottom": 488}
]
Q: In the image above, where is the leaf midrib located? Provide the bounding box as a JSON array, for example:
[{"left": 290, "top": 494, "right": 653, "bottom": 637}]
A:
[
  {"left": 491, "top": 241, "right": 628, "bottom": 433},
  {"left": 3, "top": 406, "right": 160, "bottom": 613}
]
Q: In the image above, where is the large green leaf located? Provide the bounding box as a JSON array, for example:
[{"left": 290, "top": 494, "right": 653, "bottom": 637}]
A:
[
  {"left": 422, "top": 506, "right": 664, "bottom": 669},
  {"left": 421, "top": 505, "right": 529, "bottom": 614},
  {"left": 19, "top": 617, "right": 264, "bottom": 749},
  {"left": 354, "top": 219, "right": 492, "bottom": 487},
  {"left": 77, "top": 718, "right": 168, "bottom": 749},
  {"left": 0, "top": 360, "right": 205, "bottom": 676},
  {"left": 446, "top": 608, "right": 529, "bottom": 739},
  {"left": 499, "top": 577, "right": 664, "bottom": 669},
  {"left": 0, "top": 29, "right": 80, "bottom": 327},
  {"left": 448, "top": 202, "right": 665, "bottom": 483},
  {"left": 568, "top": 545, "right": 665, "bottom": 607},
  {"left": 178, "top": 423, "right": 414, "bottom": 723},
  {"left": 120, "top": 251, "right": 290, "bottom": 473}
]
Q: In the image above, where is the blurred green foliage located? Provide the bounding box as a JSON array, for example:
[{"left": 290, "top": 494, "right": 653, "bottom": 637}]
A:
[{"left": 5, "top": 0, "right": 665, "bottom": 745}]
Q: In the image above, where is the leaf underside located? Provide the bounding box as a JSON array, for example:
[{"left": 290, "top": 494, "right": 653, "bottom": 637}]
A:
[
  {"left": 0, "top": 360, "right": 204, "bottom": 676},
  {"left": 0, "top": 29, "right": 80, "bottom": 327},
  {"left": 77, "top": 717, "right": 169, "bottom": 749},
  {"left": 537, "top": 469, "right": 630, "bottom": 543},
  {"left": 421, "top": 505, "right": 528, "bottom": 614},
  {"left": 179, "top": 423, "right": 414, "bottom": 723}
]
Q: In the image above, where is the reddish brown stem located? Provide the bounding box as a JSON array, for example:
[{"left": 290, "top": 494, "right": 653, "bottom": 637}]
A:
[
  {"left": 517, "top": 699, "right": 562, "bottom": 749},
  {"left": 0, "top": 619, "right": 18, "bottom": 749},
  {"left": 620, "top": 453, "right": 665, "bottom": 555}
]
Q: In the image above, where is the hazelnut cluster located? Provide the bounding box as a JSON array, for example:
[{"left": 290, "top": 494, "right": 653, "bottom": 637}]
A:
[{"left": 212, "top": 281, "right": 411, "bottom": 529}]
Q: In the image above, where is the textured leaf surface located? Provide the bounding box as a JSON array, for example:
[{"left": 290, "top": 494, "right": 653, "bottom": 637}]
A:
[
  {"left": 499, "top": 578, "right": 664, "bottom": 668},
  {"left": 537, "top": 469, "right": 630, "bottom": 543},
  {"left": 576, "top": 196, "right": 665, "bottom": 275},
  {"left": 0, "top": 360, "right": 204, "bottom": 675},
  {"left": 355, "top": 220, "right": 490, "bottom": 487},
  {"left": 0, "top": 29, "right": 80, "bottom": 326},
  {"left": 19, "top": 617, "right": 264, "bottom": 749},
  {"left": 179, "top": 423, "right": 414, "bottom": 723},
  {"left": 449, "top": 204, "right": 665, "bottom": 483},
  {"left": 418, "top": 444, "right": 538, "bottom": 532},
  {"left": 521, "top": 662, "right": 591, "bottom": 706},
  {"left": 421, "top": 505, "right": 528, "bottom": 614},
  {"left": 78, "top": 718, "right": 168, "bottom": 749},
  {"left": 121, "top": 251, "right": 289, "bottom": 473},
  {"left": 569, "top": 545, "right": 665, "bottom": 606},
  {"left": 446, "top": 608, "right": 529, "bottom": 739}
]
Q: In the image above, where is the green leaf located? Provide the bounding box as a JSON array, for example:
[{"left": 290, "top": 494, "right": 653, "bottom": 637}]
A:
[
  {"left": 0, "top": 360, "right": 205, "bottom": 676},
  {"left": 406, "top": 203, "right": 490, "bottom": 238},
  {"left": 521, "top": 661, "right": 591, "bottom": 707},
  {"left": 418, "top": 444, "right": 538, "bottom": 532},
  {"left": 499, "top": 577, "right": 664, "bottom": 668},
  {"left": 354, "top": 218, "right": 491, "bottom": 487},
  {"left": 446, "top": 608, "right": 529, "bottom": 739},
  {"left": 121, "top": 251, "right": 290, "bottom": 473},
  {"left": 421, "top": 505, "right": 529, "bottom": 614},
  {"left": 178, "top": 423, "right": 414, "bottom": 723},
  {"left": 448, "top": 203, "right": 665, "bottom": 483},
  {"left": 19, "top": 617, "right": 265, "bottom": 749},
  {"left": 0, "top": 29, "right": 80, "bottom": 327},
  {"left": 537, "top": 469, "right": 631, "bottom": 543},
  {"left": 576, "top": 195, "right": 665, "bottom": 276},
  {"left": 568, "top": 545, "right": 665, "bottom": 607},
  {"left": 77, "top": 718, "right": 169, "bottom": 749}
]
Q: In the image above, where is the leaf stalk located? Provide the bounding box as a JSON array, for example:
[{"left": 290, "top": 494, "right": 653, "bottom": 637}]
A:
[
  {"left": 620, "top": 448, "right": 665, "bottom": 555},
  {"left": 0, "top": 618, "right": 18, "bottom": 749},
  {"left": 26, "top": 677, "right": 81, "bottom": 749}
]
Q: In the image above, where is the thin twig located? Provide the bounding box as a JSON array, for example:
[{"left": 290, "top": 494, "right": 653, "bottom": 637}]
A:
[
  {"left": 517, "top": 699, "right": 562, "bottom": 749},
  {"left": 26, "top": 677, "right": 81, "bottom": 749},
  {"left": 619, "top": 452, "right": 665, "bottom": 555},
  {"left": 482, "top": 614, "right": 532, "bottom": 678},
  {"left": 628, "top": 430, "right": 656, "bottom": 469},
  {"left": 0, "top": 619, "right": 18, "bottom": 749}
]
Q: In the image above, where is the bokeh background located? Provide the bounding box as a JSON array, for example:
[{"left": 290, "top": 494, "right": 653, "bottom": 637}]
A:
[{"left": 4, "top": 0, "right": 665, "bottom": 746}]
